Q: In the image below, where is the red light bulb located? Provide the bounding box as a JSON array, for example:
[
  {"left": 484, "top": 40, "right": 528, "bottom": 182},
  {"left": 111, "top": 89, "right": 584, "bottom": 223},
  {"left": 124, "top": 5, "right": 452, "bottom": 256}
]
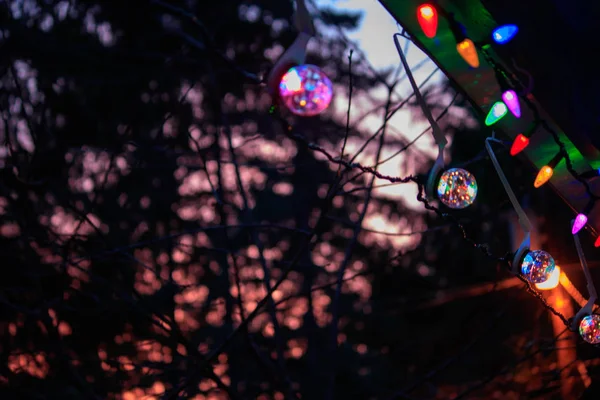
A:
[
  {"left": 595, "top": 236, "right": 600, "bottom": 247},
  {"left": 417, "top": 4, "right": 438, "bottom": 38},
  {"left": 510, "top": 134, "right": 529, "bottom": 156}
]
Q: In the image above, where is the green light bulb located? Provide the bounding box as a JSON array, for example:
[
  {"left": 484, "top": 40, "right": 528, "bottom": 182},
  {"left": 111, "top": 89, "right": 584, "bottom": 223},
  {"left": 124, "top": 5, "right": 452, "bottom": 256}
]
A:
[{"left": 485, "top": 102, "right": 508, "bottom": 126}]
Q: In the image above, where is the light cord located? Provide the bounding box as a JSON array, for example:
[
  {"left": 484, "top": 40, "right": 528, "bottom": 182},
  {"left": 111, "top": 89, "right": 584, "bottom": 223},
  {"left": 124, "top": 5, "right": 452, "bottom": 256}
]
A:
[
  {"left": 485, "top": 136, "right": 532, "bottom": 233},
  {"left": 393, "top": 33, "right": 447, "bottom": 151},
  {"left": 571, "top": 220, "right": 598, "bottom": 329}
]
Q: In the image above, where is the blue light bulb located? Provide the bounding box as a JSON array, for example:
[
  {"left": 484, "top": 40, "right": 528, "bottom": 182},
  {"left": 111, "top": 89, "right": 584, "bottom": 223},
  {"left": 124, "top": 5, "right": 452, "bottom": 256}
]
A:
[{"left": 492, "top": 25, "right": 518, "bottom": 44}]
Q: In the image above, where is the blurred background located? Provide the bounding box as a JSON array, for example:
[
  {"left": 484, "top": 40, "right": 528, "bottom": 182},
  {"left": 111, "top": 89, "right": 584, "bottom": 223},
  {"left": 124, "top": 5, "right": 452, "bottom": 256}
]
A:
[{"left": 1, "top": 0, "right": 599, "bottom": 399}]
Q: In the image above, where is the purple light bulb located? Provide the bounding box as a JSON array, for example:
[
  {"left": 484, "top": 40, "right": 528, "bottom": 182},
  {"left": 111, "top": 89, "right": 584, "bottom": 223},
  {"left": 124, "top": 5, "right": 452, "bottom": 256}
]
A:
[
  {"left": 502, "top": 90, "right": 521, "bottom": 118},
  {"left": 572, "top": 213, "right": 588, "bottom": 235}
]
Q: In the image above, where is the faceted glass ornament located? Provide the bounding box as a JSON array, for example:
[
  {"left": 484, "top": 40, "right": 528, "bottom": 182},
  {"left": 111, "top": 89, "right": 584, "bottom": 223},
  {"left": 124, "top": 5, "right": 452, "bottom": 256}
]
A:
[
  {"left": 579, "top": 314, "right": 600, "bottom": 344},
  {"left": 279, "top": 65, "right": 333, "bottom": 117},
  {"left": 520, "top": 250, "right": 556, "bottom": 284},
  {"left": 436, "top": 168, "right": 478, "bottom": 209}
]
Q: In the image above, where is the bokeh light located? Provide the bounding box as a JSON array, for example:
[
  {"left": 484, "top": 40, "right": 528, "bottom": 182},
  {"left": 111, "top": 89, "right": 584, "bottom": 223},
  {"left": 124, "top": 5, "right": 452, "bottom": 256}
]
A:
[
  {"left": 279, "top": 64, "right": 333, "bottom": 116},
  {"left": 535, "top": 265, "right": 560, "bottom": 290}
]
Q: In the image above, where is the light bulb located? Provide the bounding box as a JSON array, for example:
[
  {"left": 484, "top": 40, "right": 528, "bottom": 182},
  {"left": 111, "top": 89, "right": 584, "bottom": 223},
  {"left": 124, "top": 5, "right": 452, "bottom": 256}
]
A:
[
  {"left": 456, "top": 39, "right": 479, "bottom": 68},
  {"left": 534, "top": 166, "right": 553, "bottom": 188},
  {"left": 501, "top": 90, "right": 521, "bottom": 118},
  {"left": 492, "top": 25, "right": 519, "bottom": 44},
  {"left": 572, "top": 213, "right": 588, "bottom": 235},
  {"left": 580, "top": 314, "right": 600, "bottom": 344},
  {"left": 535, "top": 266, "right": 561, "bottom": 290},
  {"left": 279, "top": 65, "right": 333, "bottom": 117},
  {"left": 520, "top": 250, "right": 556, "bottom": 284},
  {"left": 436, "top": 168, "right": 478, "bottom": 209},
  {"left": 595, "top": 236, "right": 600, "bottom": 248},
  {"left": 484, "top": 102, "right": 508, "bottom": 126},
  {"left": 417, "top": 4, "right": 438, "bottom": 38},
  {"left": 510, "top": 134, "right": 529, "bottom": 156}
]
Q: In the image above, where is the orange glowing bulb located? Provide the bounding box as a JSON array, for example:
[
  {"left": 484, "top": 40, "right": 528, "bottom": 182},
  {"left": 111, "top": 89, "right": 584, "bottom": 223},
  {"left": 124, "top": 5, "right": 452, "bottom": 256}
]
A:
[
  {"left": 535, "top": 266, "right": 561, "bottom": 290},
  {"left": 456, "top": 39, "right": 479, "bottom": 68},
  {"left": 534, "top": 166, "right": 553, "bottom": 188}
]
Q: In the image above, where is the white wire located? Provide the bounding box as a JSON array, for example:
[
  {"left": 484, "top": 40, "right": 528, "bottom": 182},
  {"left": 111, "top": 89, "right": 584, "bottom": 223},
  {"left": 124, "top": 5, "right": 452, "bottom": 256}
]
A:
[
  {"left": 393, "top": 33, "right": 447, "bottom": 152},
  {"left": 485, "top": 136, "right": 532, "bottom": 234}
]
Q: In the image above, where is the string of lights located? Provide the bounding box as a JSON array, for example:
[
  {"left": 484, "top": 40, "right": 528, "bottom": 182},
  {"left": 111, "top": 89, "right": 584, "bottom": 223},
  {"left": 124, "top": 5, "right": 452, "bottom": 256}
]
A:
[
  {"left": 414, "top": 2, "right": 600, "bottom": 245},
  {"left": 266, "top": 0, "right": 600, "bottom": 343},
  {"left": 409, "top": 3, "right": 600, "bottom": 342}
]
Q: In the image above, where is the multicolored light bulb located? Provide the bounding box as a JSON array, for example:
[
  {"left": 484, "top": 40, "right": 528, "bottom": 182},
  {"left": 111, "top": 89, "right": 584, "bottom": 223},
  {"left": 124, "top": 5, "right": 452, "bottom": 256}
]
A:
[
  {"left": 492, "top": 25, "right": 519, "bottom": 44},
  {"left": 501, "top": 90, "right": 521, "bottom": 118},
  {"left": 580, "top": 314, "right": 600, "bottom": 344},
  {"left": 279, "top": 65, "right": 333, "bottom": 117},
  {"left": 484, "top": 102, "right": 508, "bottom": 126},
  {"left": 436, "top": 168, "right": 478, "bottom": 209},
  {"left": 510, "top": 134, "right": 529, "bottom": 156},
  {"left": 534, "top": 166, "right": 553, "bottom": 188},
  {"left": 521, "top": 250, "right": 556, "bottom": 284},
  {"left": 535, "top": 266, "right": 561, "bottom": 290},
  {"left": 456, "top": 39, "right": 479, "bottom": 68},
  {"left": 572, "top": 213, "right": 588, "bottom": 235},
  {"left": 417, "top": 4, "right": 438, "bottom": 38}
]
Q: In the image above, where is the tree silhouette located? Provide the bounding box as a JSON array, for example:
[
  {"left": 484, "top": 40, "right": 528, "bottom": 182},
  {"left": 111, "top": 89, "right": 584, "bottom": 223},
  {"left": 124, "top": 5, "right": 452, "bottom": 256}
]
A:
[{"left": 1, "top": 1, "right": 598, "bottom": 399}]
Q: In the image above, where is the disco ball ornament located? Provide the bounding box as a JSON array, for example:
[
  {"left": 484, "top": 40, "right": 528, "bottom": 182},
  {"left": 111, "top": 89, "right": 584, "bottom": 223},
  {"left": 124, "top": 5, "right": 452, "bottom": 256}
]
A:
[
  {"left": 520, "top": 250, "right": 556, "bottom": 284},
  {"left": 278, "top": 64, "right": 333, "bottom": 117},
  {"left": 436, "top": 168, "right": 478, "bottom": 209},
  {"left": 579, "top": 314, "right": 600, "bottom": 344}
]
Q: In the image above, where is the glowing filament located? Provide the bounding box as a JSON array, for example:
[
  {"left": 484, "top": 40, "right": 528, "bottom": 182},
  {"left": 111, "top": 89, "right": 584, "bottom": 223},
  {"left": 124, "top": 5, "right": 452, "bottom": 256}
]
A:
[
  {"left": 417, "top": 4, "right": 438, "bottom": 38},
  {"left": 281, "top": 69, "right": 302, "bottom": 93},
  {"left": 572, "top": 213, "right": 588, "bottom": 234},
  {"left": 484, "top": 102, "right": 508, "bottom": 126},
  {"left": 534, "top": 166, "right": 553, "bottom": 188},
  {"left": 510, "top": 134, "right": 529, "bottom": 156},
  {"left": 535, "top": 266, "right": 561, "bottom": 290},
  {"left": 502, "top": 90, "right": 521, "bottom": 118},
  {"left": 456, "top": 39, "right": 479, "bottom": 68}
]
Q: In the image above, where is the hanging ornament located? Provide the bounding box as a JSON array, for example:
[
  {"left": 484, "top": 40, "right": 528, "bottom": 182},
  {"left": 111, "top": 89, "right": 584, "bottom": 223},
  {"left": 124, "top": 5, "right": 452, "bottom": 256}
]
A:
[
  {"left": 485, "top": 102, "right": 508, "bottom": 126},
  {"left": 492, "top": 24, "right": 519, "bottom": 44},
  {"left": 533, "top": 152, "right": 563, "bottom": 188},
  {"left": 279, "top": 64, "right": 333, "bottom": 117},
  {"left": 417, "top": 4, "right": 438, "bottom": 38},
  {"left": 520, "top": 249, "right": 556, "bottom": 284},
  {"left": 436, "top": 168, "right": 478, "bottom": 209},
  {"left": 580, "top": 315, "right": 600, "bottom": 344}
]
